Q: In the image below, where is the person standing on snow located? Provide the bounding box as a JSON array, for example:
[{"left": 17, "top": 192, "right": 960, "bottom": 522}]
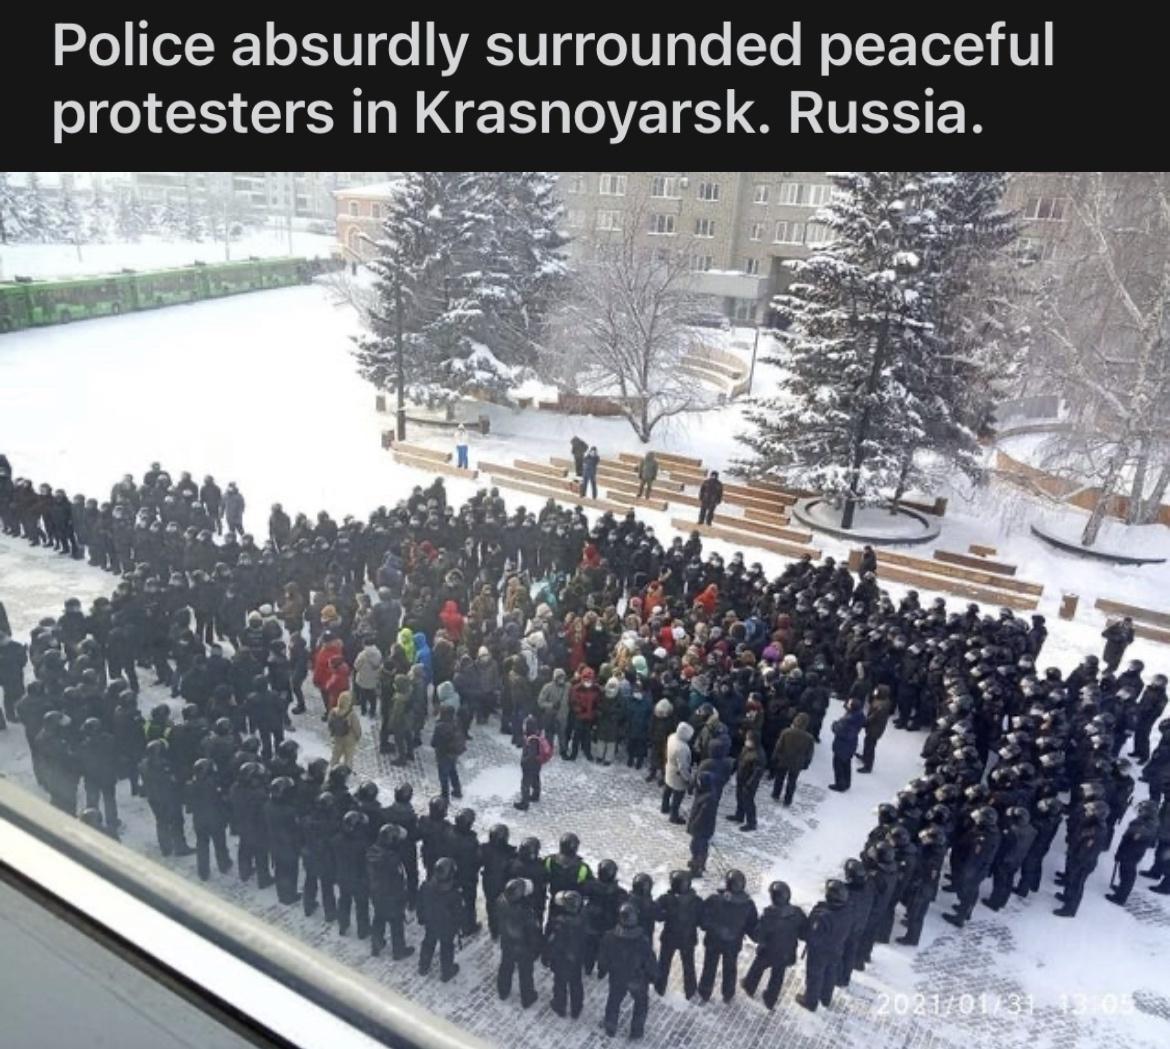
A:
[{"left": 454, "top": 424, "right": 471, "bottom": 470}]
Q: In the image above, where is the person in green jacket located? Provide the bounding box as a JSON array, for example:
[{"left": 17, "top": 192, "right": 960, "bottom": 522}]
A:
[
  {"left": 636, "top": 452, "right": 659, "bottom": 500},
  {"left": 388, "top": 673, "right": 414, "bottom": 766},
  {"left": 771, "top": 712, "right": 815, "bottom": 806}
]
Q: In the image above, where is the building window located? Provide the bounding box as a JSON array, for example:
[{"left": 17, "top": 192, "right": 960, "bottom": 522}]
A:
[
  {"left": 697, "top": 181, "right": 720, "bottom": 202},
  {"left": 774, "top": 221, "right": 805, "bottom": 244},
  {"left": 733, "top": 299, "right": 755, "bottom": 322},
  {"left": 599, "top": 174, "right": 627, "bottom": 196},
  {"left": 694, "top": 218, "right": 716, "bottom": 239},
  {"left": 370, "top": 204, "right": 382, "bottom": 220},
  {"left": 804, "top": 222, "right": 831, "bottom": 245},
  {"left": 749, "top": 222, "right": 765, "bottom": 242},
  {"left": 595, "top": 210, "right": 624, "bottom": 231},
  {"left": 691, "top": 255, "right": 713, "bottom": 272},
  {"left": 1025, "top": 196, "right": 1068, "bottom": 221},
  {"left": 650, "top": 175, "right": 680, "bottom": 199},
  {"left": 348, "top": 201, "right": 359, "bottom": 216},
  {"left": 776, "top": 182, "right": 833, "bottom": 207},
  {"left": 744, "top": 257, "right": 761, "bottom": 275},
  {"left": 566, "top": 173, "right": 586, "bottom": 194},
  {"left": 753, "top": 183, "right": 770, "bottom": 204},
  {"left": 648, "top": 213, "right": 676, "bottom": 236}
]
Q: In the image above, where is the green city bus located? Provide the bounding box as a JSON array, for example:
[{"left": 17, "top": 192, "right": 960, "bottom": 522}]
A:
[{"left": 0, "top": 256, "right": 338, "bottom": 333}]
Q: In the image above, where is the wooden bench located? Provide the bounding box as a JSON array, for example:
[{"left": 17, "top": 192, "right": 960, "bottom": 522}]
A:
[
  {"left": 870, "top": 548, "right": 1043, "bottom": 598},
  {"left": 743, "top": 506, "right": 791, "bottom": 525},
  {"left": 392, "top": 451, "right": 478, "bottom": 480},
  {"left": 719, "top": 487, "right": 798, "bottom": 514},
  {"left": 514, "top": 459, "right": 568, "bottom": 479},
  {"left": 392, "top": 441, "right": 452, "bottom": 463},
  {"left": 1095, "top": 598, "right": 1170, "bottom": 632},
  {"left": 479, "top": 462, "right": 576, "bottom": 491},
  {"left": 712, "top": 513, "right": 813, "bottom": 546},
  {"left": 600, "top": 474, "right": 684, "bottom": 503},
  {"left": 675, "top": 519, "right": 822, "bottom": 561},
  {"left": 551, "top": 457, "right": 685, "bottom": 494},
  {"left": 1132, "top": 624, "right": 1170, "bottom": 645},
  {"left": 490, "top": 475, "right": 630, "bottom": 514},
  {"left": 934, "top": 549, "right": 1018, "bottom": 577},
  {"left": 605, "top": 491, "right": 670, "bottom": 512},
  {"left": 969, "top": 544, "right": 998, "bottom": 557},
  {"left": 851, "top": 555, "right": 1040, "bottom": 612},
  {"left": 617, "top": 450, "right": 703, "bottom": 470}
]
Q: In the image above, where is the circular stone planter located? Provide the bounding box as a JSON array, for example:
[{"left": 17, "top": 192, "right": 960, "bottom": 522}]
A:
[
  {"left": 1029, "top": 523, "right": 1167, "bottom": 565},
  {"left": 792, "top": 497, "right": 941, "bottom": 546}
]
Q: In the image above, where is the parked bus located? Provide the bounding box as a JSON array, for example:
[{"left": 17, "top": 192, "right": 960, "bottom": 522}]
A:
[{"left": 0, "top": 256, "right": 338, "bottom": 333}]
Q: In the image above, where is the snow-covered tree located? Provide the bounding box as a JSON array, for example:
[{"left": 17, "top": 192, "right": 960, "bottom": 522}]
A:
[
  {"left": 354, "top": 171, "right": 495, "bottom": 405},
  {"left": 86, "top": 184, "right": 114, "bottom": 242},
  {"left": 1026, "top": 172, "right": 1170, "bottom": 544},
  {"left": 544, "top": 202, "right": 713, "bottom": 443},
  {"left": 57, "top": 182, "right": 86, "bottom": 261},
  {"left": 154, "top": 201, "right": 187, "bottom": 241},
  {"left": 464, "top": 172, "right": 570, "bottom": 369},
  {"left": 0, "top": 172, "right": 23, "bottom": 244},
  {"left": 887, "top": 172, "right": 1026, "bottom": 504},
  {"left": 116, "top": 191, "right": 149, "bottom": 242},
  {"left": 22, "top": 173, "right": 55, "bottom": 243},
  {"left": 738, "top": 172, "right": 937, "bottom": 528}
]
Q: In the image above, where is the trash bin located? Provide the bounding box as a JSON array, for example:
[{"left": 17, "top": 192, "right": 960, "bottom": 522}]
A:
[
  {"left": 381, "top": 430, "right": 394, "bottom": 450},
  {"left": 1059, "top": 593, "right": 1079, "bottom": 620},
  {"left": 478, "top": 414, "right": 490, "bottom": 435},
  {"left": 375, "top": 394, "right": 386, "bottom": 413}
]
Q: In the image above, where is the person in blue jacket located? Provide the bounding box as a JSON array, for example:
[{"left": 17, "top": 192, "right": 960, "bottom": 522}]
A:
[{"left": 828, "top": 699, "right": 866, "bottom": 793}]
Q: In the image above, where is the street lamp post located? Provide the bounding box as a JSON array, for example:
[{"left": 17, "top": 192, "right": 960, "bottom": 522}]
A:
[{"left": 746, "top": 324, "right": 761, "bottom": 396}]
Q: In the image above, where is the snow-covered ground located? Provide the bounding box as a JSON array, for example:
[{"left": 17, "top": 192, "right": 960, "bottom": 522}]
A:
[
  {"left": 0, "top": 229, "right": 336, "bottom": 281},
  {"left": 2, "top": 282, "right": 1170, "bottom": 1048}
]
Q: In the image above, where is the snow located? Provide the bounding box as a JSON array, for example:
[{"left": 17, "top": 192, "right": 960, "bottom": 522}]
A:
[
  {"left": 3, "top": 285, "right": 1170, "bottom": 1048},
  {"left": 0, "top": 229, "right": 337, "bottom": 281}
]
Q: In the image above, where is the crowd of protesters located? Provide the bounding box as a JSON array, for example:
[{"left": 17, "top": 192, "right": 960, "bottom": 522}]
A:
[{"left": 2, "top": 450, "right": 1169, "bottom": 1032}]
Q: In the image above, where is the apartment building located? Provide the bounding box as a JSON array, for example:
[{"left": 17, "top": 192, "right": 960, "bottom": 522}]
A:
[{"left": 557, "top": 171, "right": 836, "bottom": 322}]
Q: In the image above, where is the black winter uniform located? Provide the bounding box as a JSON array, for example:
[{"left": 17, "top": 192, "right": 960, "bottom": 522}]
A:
[
  {"left": 186, "top": 774, "right": 232, "bottom": 880},
  {"left": 799, "top": 897, "right": 851, "bottom": 1011},
  {"left": 583, "top": 878, "right": 629, "bottom": 975},
  {"left": 417, "top": 874, "right": 463, "bottom": 980},
  {"left": 697, "top": 888, "right": 759, "bottom": 1003},
  {"left": 141, "top": 755, "right": 190, "bottom": 856},
  {"left": 986, "top": 820, "right": 1038, "bottom": 910},
  {"left": 1016, "top": 806, "right": 1063, "bottom": 896},
  {"left": 654, "top": 883, "right": 701, "bottom": 998},
  {"left": 1110, "top": 811, "right": 1157, "bottom": 903},
  {"left": 368, "top": 842, "right": 411, "bottom": 957},
  {"left": 265, "top": 798, "right": 302, "bottom": 904},
  {"left": 496, "top": 895, "right": 543, "bottom": 1006},
  {"left": 545, "top": 907, "right": 588, "bottom": 1017},
  {"left": 743, "top": 902, "right": 807, "bottom": 1009},
  {"left": 301, "top": 808, "right": 339, "bottom": 920},
  {"left": 597, "top": 923, "right": 657, "bottom": 1039},
  {"left": 77, "top": 727, "right": 119, "bottom": 828},
  {"left": 334, "top": 827, "right": 371, "bottom": 938},
  {"left": 229, "top": 779, "right": 271, "bottom": 886},
  {"left": 480, "top": 839, "right": 517, "bottom": 939}
]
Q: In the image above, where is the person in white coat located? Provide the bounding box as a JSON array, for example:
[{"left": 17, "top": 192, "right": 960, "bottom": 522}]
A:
[
  {"left": 352, "top": 641, "right": 383, "bottom": 719},
  {"left": 661, "top": 722, "right": 695, "bottom": 824},
  {"left": 454, "top": 424, "right": 471, "bottom": 470}
]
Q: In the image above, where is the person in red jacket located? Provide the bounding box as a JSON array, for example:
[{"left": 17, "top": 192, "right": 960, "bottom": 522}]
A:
[
  {"left": 438, "top": 600, "right": 465, "bottom": 642},
  {"left": 581, "top": 543, "right": 602, "bottom": 570},
  {"left": 323, "top": 655, "right": 351, "bottom": 714},
  {"left": 693, "top": 584, "right": 718, "bottom": 618},
  {"left": 569, "top": 667, "right": 599, "bottom": 762},
  {"left": 312, "top": 636, "right": 344, "bottom": 718}
]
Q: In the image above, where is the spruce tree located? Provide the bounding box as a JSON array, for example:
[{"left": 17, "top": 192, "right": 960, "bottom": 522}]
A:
[
  {"left": 739, "top": 172, "right": 937, "bottom": 529},
  {"left": 0, "top": 172, "right": 23, "bottom": 244},
  {"left": 354, "top": 171, "right": 488, "bottom": 403},
  {"left": 116, "top": 191, "right": 148, "bottom": 242},
  {"left": 57, "top": 183, "right": 86, "bottom": 261},
  {"left": 23, "top": 173, "right": 54, "bottom": 243}
]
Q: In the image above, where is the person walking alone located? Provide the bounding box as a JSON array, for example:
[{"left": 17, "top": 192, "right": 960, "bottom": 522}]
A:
[
  {"left": 636, "top": 452, "right": 659, "bottom": 501},
  {"left": 580, "top": 447, "right": 600, "bottom": 501},
  {"left": 454, "top": 424, "right": 471, "bottom": 470}
]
